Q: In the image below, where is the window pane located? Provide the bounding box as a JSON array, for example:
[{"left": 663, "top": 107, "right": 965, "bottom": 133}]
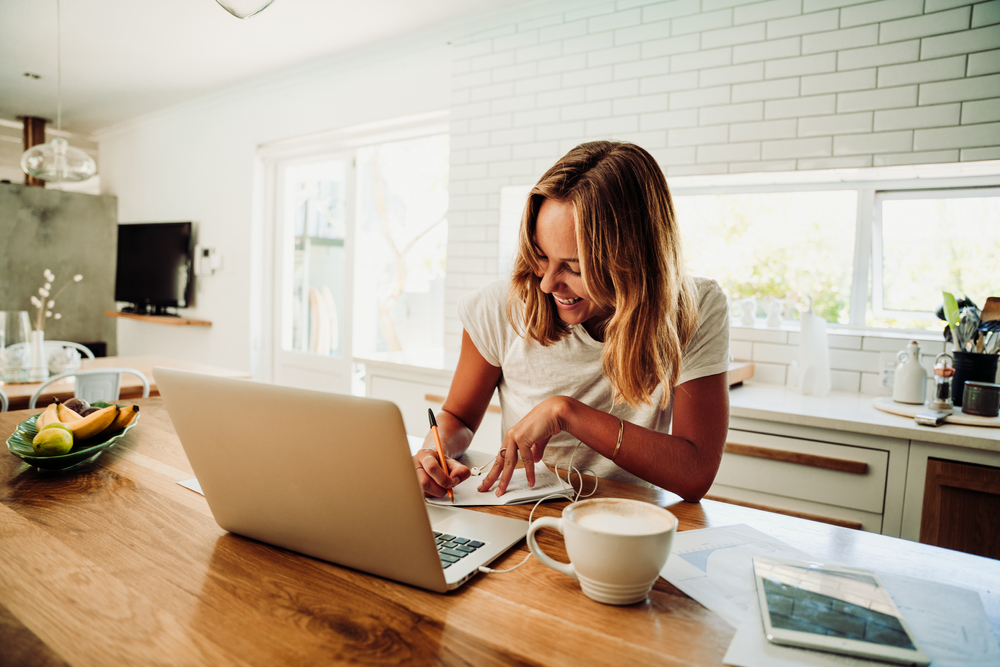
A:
[
  {"left": 284, "top": 159, "right": 348, "bottom": 356},
  {"left": 353, "top": 134, "right": 449, "bottom": 355},
  {"left": 675, "top": 191, "right": 858, "bottom": 324},
  {"left": 877, "top": 194, "right": 1000, "bottom": 322}
]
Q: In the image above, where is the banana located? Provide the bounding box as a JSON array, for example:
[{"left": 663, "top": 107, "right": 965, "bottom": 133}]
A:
[
  {"left": 57, "top": 403, "right": 84, "bottom": 423},
  {"left": 65, "top": 405, "right": 119, "bottom": 441},
  {"left": 99, "top": 405, "right": 139, "bottom": 435},
  {"left": 36, "top": 402, "right": 60, "bottom": 430}
]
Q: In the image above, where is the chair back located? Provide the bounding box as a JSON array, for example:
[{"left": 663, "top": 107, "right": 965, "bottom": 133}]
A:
[
  {"left": 0, "top": 387, "right": 7, "bottom": 412},
  {"left": 7, "top": 341, "right": 96, "bottom": 359},
  {"left": 28, "top": 368, "right": 150, "bottom": 409}
]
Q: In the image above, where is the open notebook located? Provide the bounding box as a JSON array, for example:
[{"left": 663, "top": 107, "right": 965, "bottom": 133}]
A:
[{"left": 427, "top": 461, "right": 573, "bottom": 506}]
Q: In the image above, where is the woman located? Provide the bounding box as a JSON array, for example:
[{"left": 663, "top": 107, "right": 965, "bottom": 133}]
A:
[{"left": 414, "top": 141, "right": 730, "bottom": 503}]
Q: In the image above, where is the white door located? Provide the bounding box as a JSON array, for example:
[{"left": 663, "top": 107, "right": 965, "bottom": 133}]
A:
[
  {"left": 259, "top": 114, "right": 450, "bottom": 396},
  {"left": 271, "top": 154, "right": 355, "bottom": 394}
]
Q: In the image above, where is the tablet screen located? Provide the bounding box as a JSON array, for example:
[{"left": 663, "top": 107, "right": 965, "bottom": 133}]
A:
[{"left": 753, "top": 557, "right": 929, "bottom": 665}]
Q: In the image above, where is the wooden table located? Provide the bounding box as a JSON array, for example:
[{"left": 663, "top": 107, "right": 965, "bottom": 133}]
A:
[
  {"left": 0, "top": 355, "right": 250, "bottom": 411},
  {"left": 1, "top": 399, "right": 998, "bottom": 666}
]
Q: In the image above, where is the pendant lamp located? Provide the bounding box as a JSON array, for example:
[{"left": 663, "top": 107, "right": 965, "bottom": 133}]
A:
[
  {"left": 20, "top": 0, "right": 97, "bottom": 183},
  {"left": 215, "top": 0, "right": 275, "bottom": 19}
]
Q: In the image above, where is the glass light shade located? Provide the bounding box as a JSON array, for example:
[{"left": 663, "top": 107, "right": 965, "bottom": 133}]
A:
[
  {"left": 21, "top": 137, "right": 97, "bottom": 183},
  {"left": 215, "top": 0, "right": 275, "bottom": 18}
]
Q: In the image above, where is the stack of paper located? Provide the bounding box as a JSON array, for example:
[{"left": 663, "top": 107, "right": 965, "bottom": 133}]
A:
[{"left": 659, "top": 525, "right": 999, "bottom": 667}]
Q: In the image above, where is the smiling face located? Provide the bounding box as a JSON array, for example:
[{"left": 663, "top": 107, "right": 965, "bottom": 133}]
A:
[{"left": 533, "top": 198, "right": 613, "bottom": 338}]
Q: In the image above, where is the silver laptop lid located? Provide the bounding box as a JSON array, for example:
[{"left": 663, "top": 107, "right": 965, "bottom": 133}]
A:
[{"left": 154, "top": 367, "right": 449, "bottom": 592}]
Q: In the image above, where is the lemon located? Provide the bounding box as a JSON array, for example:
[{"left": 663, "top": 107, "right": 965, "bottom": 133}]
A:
[
  {"left": 32, "top": 428, "right": 74, "bottom": 456},
  {"left": 41, "top": 422, "right": 73, "bottom": 434}
]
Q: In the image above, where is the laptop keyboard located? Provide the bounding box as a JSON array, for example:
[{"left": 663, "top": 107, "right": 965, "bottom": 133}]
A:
[{"left": 434, "top": 531, "right": 486, "bottom": 569}]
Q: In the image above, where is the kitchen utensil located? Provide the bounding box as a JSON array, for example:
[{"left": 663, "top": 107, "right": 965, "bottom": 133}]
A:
[
  {"left": 978, "top": 297, "right": 1000, "bottom": 353},
  {"left": 981, "top": 297, "right": 1000, "bottom": 325},
  {"left": 957, "top": 306, "right": 981, "bottom": 351},
  {"left": 893, "top": 341, "right": 927, "bottom": 405},
  {"left": 987, "top": 331, "right": 1000, "bottom": 355}
]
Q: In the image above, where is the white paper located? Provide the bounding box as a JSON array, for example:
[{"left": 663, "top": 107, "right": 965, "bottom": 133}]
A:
[
  {"left": 724, "top": 573, "right": 1000, "bottom": 667},
  {"left": 660, "top": 524, "right": 813, "bottom": 628},
  {"left": 426, "top": 461, "right": 571, "bottom": 506},
  {"left": 178, "top": 477, "right": 203, "bottom": 495}
]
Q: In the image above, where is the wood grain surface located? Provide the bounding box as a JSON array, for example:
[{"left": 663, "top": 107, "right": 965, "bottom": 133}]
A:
[{"left": 2, "top": 398, "right": 998, "bottom": 666}]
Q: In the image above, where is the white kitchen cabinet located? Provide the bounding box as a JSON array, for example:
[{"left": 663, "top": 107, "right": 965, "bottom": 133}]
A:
[{"left": 708, "top": 417, "right": 909, "bottom": 535}]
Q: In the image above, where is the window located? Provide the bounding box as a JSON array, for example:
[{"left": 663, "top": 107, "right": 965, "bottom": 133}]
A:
[
  {"left": 675, "top": 191, "right": 858, "bottom": 324},
  {"left": 260, "top": 113, "right": 449, "bottom": 394},
  {"left": 871, "top": 188, "right": 1000, "bottom": 329},
  {"left": 669, "top": 170, "right": 1000, "bottom": 332}
]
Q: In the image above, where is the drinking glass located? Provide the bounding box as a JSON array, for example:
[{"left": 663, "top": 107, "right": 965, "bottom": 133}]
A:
[{"left": 1, "top": 311, "right": 32, "bottom": 383}]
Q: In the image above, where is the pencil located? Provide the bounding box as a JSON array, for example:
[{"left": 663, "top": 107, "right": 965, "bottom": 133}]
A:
[{"left": 428, "top": 409, "right": 454, "bottom": 503}]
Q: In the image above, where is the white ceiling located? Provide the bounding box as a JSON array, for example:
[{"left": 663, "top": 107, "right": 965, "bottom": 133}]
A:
[{"left": 0, "top": 0, "right": 533, "bottom": 136}]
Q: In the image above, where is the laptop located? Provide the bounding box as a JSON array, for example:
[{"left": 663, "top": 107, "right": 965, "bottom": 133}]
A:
[{"left": 153, "top": 367, "right": 528, "bottom": 593}]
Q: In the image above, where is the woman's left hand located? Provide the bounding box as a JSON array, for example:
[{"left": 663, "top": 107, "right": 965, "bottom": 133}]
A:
[{"left": 477, "top": 396, "right": 567, "bottom": 496}]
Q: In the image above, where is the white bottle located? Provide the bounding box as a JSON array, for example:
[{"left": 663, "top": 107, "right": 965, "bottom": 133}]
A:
[{"left": 892, "top": 341, "right": 927, "bottom": 405}]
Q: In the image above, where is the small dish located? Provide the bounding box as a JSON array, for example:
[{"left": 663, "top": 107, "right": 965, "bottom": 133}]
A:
[{"left": 6, "top": 402, "right": 140, "bottom": 471}]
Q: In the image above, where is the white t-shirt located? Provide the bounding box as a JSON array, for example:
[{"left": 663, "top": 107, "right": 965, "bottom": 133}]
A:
[{"left": 458, "top": 276, "right": 731, "bottom": 488}]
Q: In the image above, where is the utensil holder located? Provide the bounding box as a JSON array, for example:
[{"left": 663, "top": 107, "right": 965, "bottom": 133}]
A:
[{"left": 952, "top": 351, "right": 999, "bottom": 407}]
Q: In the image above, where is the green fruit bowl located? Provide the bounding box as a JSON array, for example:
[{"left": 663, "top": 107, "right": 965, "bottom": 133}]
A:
[{"left": 6, "top": 402, "right": 140, "bottom": 471}]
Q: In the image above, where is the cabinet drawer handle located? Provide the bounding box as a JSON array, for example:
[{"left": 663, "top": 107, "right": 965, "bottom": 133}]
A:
[
  {"left": 725, "top": 442, "right": 868, "bottom": 475},
  {"left": 425, "top": 394, "right": 501, "bottom": 414},
  {"left": 705, "top": 494, "right": 863, "bottom": 531}
]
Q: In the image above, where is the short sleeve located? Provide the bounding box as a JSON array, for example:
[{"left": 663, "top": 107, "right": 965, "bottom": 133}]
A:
[
  {"left": 676, "top": 278, "right": 731, "bottom": 386},
  {"left": 457, "top": 280, "right": 510, "bottom": 368}
]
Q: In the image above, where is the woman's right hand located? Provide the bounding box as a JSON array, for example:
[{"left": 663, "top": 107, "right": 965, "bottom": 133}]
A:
[{"left": 414, "top": 448, "right": 470, "bottom": 498}]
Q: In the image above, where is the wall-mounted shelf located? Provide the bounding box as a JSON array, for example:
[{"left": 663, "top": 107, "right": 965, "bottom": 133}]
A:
[{"left": 105, "top": 310, "right": 212, "bottom": 327}]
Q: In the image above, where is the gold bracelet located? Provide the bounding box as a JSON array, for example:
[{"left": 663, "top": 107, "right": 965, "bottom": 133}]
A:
[{"left": 611, "top": 419, "right": 624, "bottom": 461}]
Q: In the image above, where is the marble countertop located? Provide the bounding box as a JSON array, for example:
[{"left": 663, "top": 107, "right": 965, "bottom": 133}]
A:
[{"left": 730, "top": 382, "right": 1000, "bottom": 452}]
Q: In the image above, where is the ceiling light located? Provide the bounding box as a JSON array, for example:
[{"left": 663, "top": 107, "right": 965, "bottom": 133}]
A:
[
  {"left": 215, "top": 0, "right": 275, "bottom": 19},
  {"left": 20, "top": 0, "right": 96, "bottom": 183}
]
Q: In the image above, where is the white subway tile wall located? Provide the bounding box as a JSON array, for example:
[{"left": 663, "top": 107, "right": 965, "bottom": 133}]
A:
[
  {"left": 445, "top": 0, "right": 1000, "bottom": 363},
  {"left": 731, "top": 322, "right": 950, "bottom": 391}
]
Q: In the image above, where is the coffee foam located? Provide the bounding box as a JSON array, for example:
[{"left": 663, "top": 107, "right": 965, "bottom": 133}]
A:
[{"left": 571, "top": 500, "right": 674, "bottom": 536}]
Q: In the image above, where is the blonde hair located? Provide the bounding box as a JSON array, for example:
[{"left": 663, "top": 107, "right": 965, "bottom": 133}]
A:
[{"left": 507, "top": 141, "right": 699, "bottom": 408}]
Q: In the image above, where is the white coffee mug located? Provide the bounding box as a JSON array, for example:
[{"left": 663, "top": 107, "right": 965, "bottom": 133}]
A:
[{"left": 527, "top": 498, "right": 677, "bottom": 605}]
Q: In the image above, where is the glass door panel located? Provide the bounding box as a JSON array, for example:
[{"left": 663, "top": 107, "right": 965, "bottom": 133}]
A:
[
  {"left": 273, "top": 156, "right": 353, "bottom": 394},
  {"left": 353, "top": 134, "right": 449, "bottom": 357}
]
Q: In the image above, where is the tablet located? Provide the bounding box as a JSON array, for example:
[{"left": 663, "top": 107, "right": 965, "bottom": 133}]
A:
[{"left": 752, "top": 557, "right": 930, "bottom": 666}]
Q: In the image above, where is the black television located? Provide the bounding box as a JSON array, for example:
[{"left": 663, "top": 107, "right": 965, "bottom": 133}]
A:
[{"left": 115, "top": 222, "right": 195, "bottom": 316}]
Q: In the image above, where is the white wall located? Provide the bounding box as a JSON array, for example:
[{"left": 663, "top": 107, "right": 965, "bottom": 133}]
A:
[
  {"left": 98, "top": 45, "right": 451, "bottom": 373},
  {"left": 443, "top": 0, "right": 1000, "bottom": 351}
]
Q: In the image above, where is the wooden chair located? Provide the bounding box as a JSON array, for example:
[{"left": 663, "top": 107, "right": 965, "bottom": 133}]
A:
[{"left": 28, "top": 368, "right": 150, "bottom": 409}]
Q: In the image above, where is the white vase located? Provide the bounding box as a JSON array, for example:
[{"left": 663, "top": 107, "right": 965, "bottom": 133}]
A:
[{"left": 28, "top": 330, "right": 49, "bottom": 382}]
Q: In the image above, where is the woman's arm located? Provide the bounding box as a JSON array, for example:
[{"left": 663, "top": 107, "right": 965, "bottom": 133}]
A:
[
  {"left": 414, "top": 329, "right": 502, "bottom": 497},
  {"left": 479, "top": 371, "right": 729, "bottom": 502}
]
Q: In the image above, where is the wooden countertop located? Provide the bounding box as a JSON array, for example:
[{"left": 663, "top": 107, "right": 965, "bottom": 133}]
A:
[{"left": 2, "top": 398, "right": 997, "bottom": 665}]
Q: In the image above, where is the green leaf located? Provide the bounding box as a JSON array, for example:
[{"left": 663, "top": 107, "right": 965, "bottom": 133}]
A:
[{"left": 942, "top": 291, "right": 960, "bottom": 331}]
